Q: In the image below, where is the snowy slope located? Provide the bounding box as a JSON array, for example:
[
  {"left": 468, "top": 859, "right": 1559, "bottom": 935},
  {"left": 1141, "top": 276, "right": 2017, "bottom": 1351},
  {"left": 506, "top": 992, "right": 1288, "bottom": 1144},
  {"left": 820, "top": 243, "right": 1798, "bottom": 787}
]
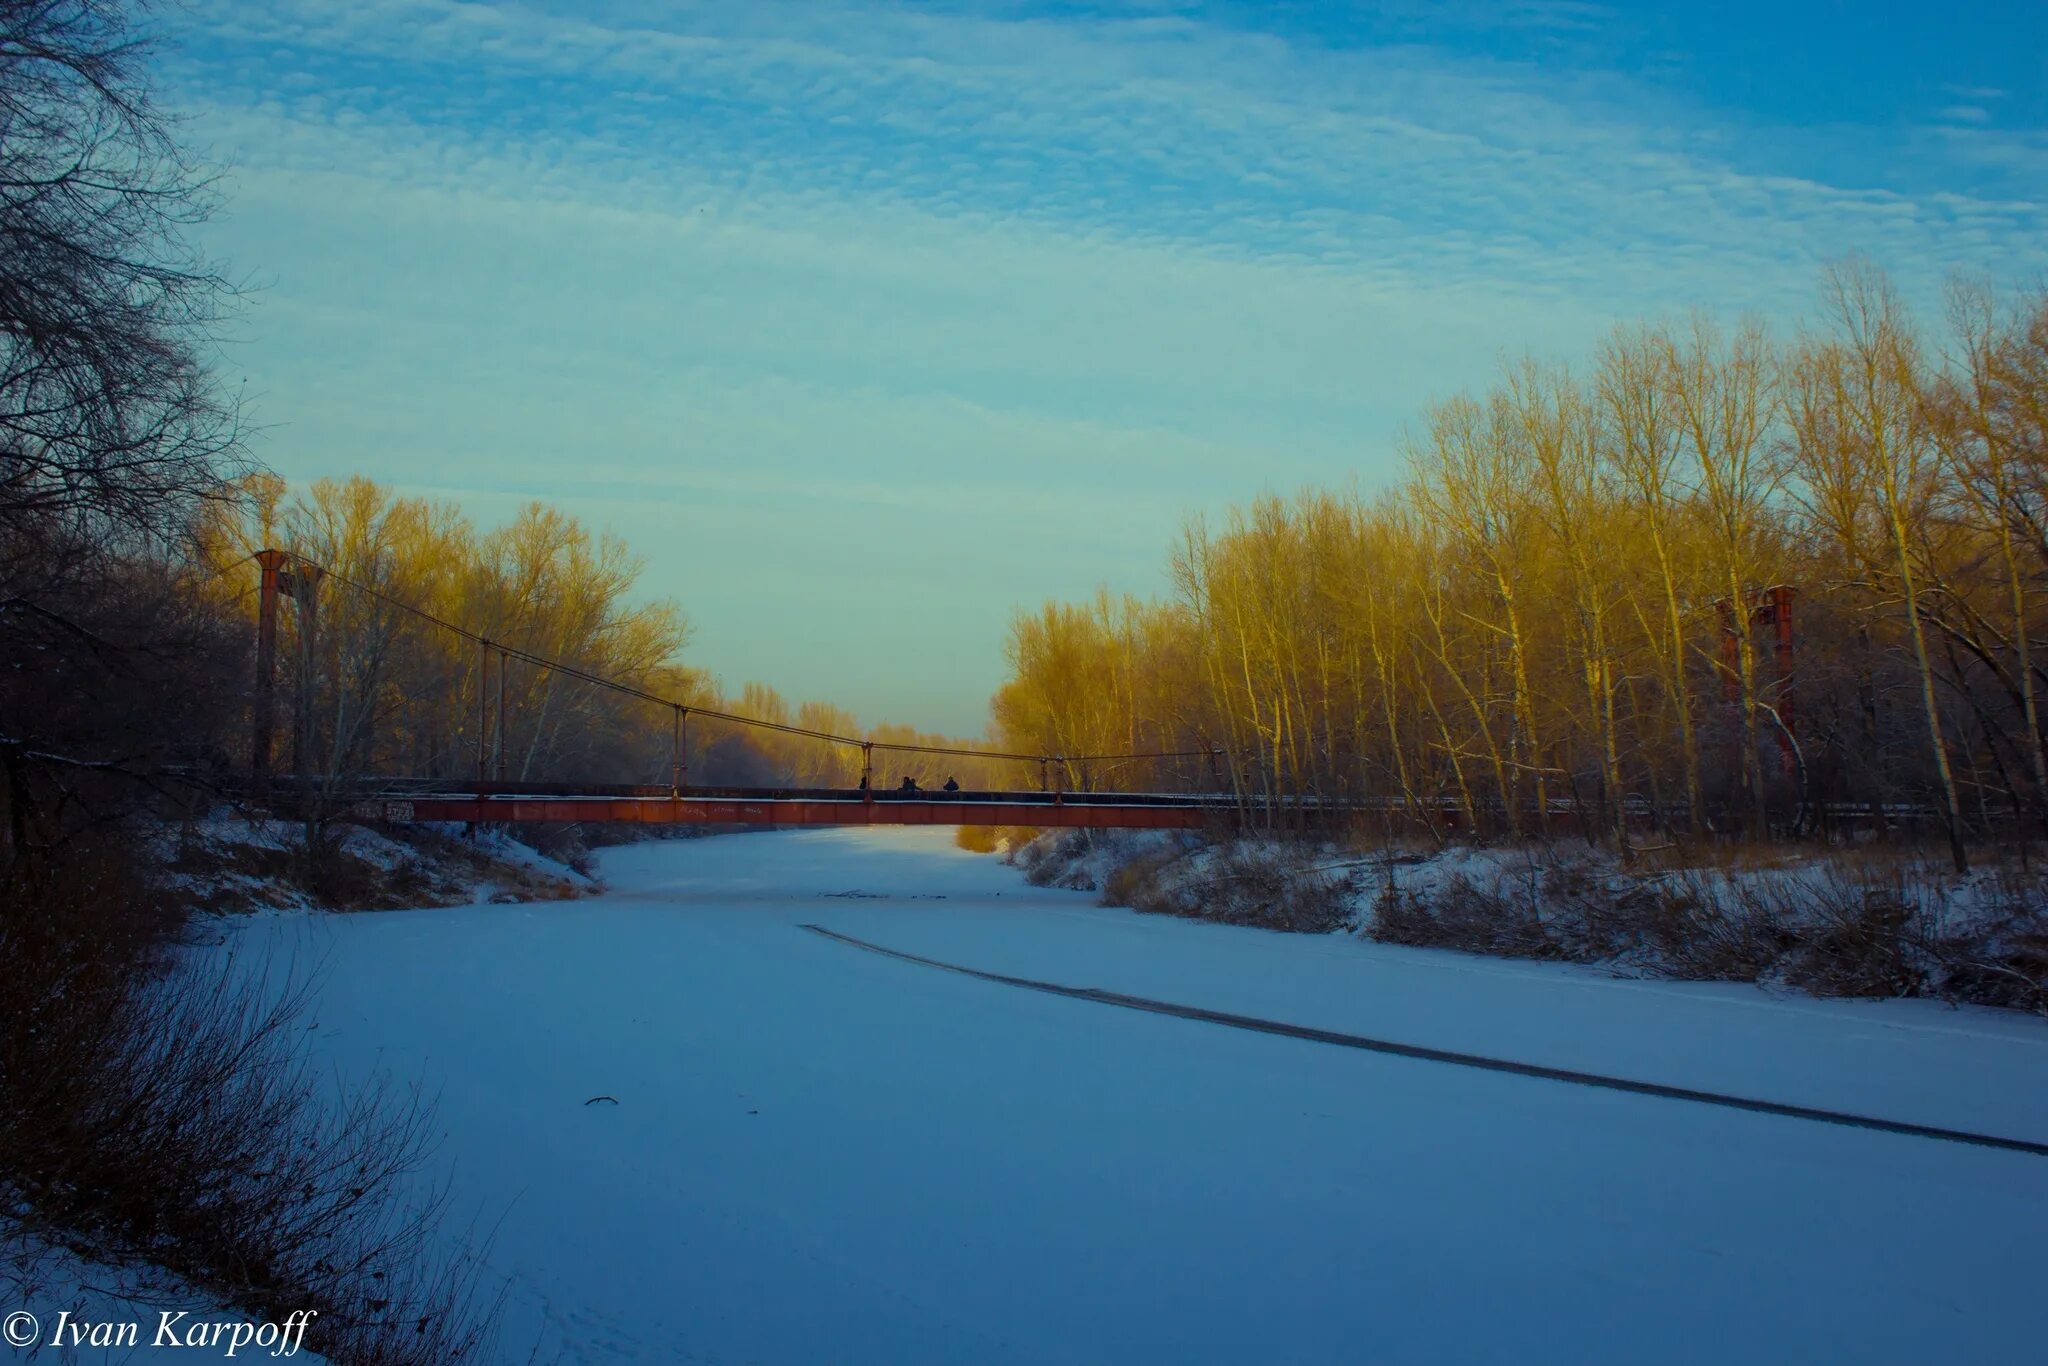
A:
[
  {"left": 222, "top": 828, "right": 2048, "bottom": 1365},
  {"left": 0, "top": 1224, "right": 330, "bottom": 1364}
]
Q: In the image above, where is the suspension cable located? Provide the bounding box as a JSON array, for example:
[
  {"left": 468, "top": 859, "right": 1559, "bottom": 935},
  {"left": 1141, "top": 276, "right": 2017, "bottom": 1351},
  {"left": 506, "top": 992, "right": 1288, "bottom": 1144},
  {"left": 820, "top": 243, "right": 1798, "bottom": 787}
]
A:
[{"left": 284, "top": 552, "right": 1215, "bottom": 771}]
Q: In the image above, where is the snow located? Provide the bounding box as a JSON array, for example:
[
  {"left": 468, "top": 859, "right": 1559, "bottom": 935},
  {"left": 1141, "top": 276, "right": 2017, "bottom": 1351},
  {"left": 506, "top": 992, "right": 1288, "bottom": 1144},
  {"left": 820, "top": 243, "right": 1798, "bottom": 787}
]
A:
[
  {"left": 168, "top": 810, "right": 302, "bottom": 853},
  {"left": 214, "top": 827, "right": 2047, "bottom": 1365},
  {"left": 0, "top": 1220, "right": 329, "bottom": 1363},
  {"left": 330, "top": 822, "right": 412, "bottom": 872},
  {"left": 470, "top": 827, "right": 597, "bottom": 887}
]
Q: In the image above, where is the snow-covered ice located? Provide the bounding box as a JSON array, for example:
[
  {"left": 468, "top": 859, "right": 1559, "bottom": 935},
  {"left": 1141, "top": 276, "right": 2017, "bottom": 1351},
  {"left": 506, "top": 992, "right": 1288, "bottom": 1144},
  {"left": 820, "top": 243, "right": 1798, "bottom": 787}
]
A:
[{"left": 216, "top": 827, "right": 2048, "bottom": 1365}]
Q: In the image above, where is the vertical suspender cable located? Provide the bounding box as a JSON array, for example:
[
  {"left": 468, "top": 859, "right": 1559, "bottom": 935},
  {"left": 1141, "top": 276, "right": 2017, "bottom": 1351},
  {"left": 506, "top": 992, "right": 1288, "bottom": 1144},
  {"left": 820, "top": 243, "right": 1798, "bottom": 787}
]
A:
[
  {"left": 496, "top": 647, "right": 508, "bottom": 785},
  {"left": 476, "top": 638, "right": 489, "bottom": 795}
]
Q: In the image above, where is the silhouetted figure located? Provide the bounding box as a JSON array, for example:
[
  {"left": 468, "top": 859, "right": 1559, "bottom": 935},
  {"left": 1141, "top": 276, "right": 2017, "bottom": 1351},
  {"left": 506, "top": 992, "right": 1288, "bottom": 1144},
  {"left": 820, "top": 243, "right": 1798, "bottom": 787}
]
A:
[
  {"left": 942, "top": 777, "right": 960, "bottom": 792},
  {"left": 857, "top": 774, "right": 868, "bottom": 790},
  {"left": 899, "top": 776, "right": 920, "bottom": 792}
]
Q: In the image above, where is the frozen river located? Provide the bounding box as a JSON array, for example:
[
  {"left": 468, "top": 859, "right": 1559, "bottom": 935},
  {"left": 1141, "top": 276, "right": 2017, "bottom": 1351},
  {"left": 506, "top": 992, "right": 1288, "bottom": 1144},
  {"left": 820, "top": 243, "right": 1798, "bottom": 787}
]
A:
[{"left": 237, "top": 828, "right": 2048, "bottom": 1365}]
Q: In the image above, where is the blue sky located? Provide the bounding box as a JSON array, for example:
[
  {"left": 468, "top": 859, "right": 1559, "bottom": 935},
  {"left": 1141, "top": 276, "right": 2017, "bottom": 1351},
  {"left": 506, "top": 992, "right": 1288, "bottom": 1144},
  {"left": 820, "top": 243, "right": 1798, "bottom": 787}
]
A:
[{"left": 167, "top": 0, "right": 2048, "bottom": 735}]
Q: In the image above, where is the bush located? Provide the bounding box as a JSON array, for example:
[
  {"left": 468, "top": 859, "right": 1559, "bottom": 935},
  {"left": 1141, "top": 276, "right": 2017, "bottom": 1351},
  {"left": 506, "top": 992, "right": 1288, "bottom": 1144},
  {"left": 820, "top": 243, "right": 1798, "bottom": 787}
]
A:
[
  {"left": 1015, "top": 830, "right": 1107, "bottom": 889},
  {"left": 1371, "top": 870, "right": 1556, "bottom": 957},
  {"left": 0, "top": 843, "right": 500, "bottom": 1364},
  {"left": 1103, "top": 838, "right": 1354, "bottom": 933},
  {"left": 1203, "top": 842, "right": 1354, "bottom": 932},
  {"left": 1367, "top": 848, "right": 1638, "bottom": 960},
  {"left": 1925, "top": 864, "right": 2048, "bottom": 1013},
  {"left": 1636, "top": 873, "right": 1795, "bottom": 982},
  {"left": 955, "top": 824, "right": 1041, "bottom": 855},
  {"left": 1039, "top": 828, "right": 2048, "bottom": 1014},
  {"left": 1100, "top": 845, "right": 1187, "bottom": 912},
  {"left": 504, "top": 822, "right": 585, "bottom": 874},
  {"left": 953, "top": 825, "right": 1002, "bottom": 854},
  {"left": 1780, "top": 870, "right": 1929, "bottom": 998},
  {"left": 1368, "top": 843, "right": 2048, "bottom": 1012}
]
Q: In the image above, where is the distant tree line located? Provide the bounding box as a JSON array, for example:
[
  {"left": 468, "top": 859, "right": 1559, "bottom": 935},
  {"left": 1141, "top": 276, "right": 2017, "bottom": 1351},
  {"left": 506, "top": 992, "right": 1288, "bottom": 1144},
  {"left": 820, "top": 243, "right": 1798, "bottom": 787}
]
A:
[
  {"left": 195, "top": 474, "right": 1006, "bottom": 803},
  {"left": 994, "top": 268, "right": 2048, "bottom": 870}
]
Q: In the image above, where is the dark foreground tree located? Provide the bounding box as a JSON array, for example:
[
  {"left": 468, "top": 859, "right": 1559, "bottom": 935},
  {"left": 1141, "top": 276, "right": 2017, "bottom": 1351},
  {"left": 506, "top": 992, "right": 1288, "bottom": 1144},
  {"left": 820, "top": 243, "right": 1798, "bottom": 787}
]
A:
[
  {"left": 0, "top": 10, "right": 499, "bottom": 1358},
  {"left": 0, "top": 0, "right": 242, "bottom": 536},
  {"left": 0, "top": 0, "right": 247, "bottom": 874}
]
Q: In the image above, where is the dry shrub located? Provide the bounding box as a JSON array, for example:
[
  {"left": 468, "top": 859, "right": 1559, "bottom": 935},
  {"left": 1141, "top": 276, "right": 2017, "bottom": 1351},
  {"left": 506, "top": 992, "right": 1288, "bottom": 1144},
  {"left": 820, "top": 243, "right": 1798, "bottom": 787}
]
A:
[
  {"left": 174, "top": 819, "right": 589, "bottom": 914},
  {"left": 513, "top": 822, "right": 596, "bottom": 877},
  {"left": 1052, "top": 826, "right": 2047, "bottom": 1014},
  {"left": 1646, "top": 865, "right": 1941, "bottom": 997},
  {"left": 1369, "top": 847, "right": 1800, "bottom": 979},
  {"left": 1519, "top": 852, "right": 1657, "bottom": 960},
  {"left": 1779, "top": 869, "right": 1929, "bottom": 998},
  {"left": 953, "top": 825, "right": 1002, "bottom": 854},
  {"left": 1637, "top": 873, "right": 1795, "bottom": 982},
  {"left": 1368, "top": 848, "right": 1644, "bottom": 960},
  {"left": 1371, "top": 869, "right": 1555, "bottom": 957},
  {"left": 1927, "top": 864, "right": 2048, "bottom": 1012},
  {"left": 299, "top": 823, "right": 406, "bottom": 909},
  {"left": 0, "top": 843, "right": 500, "bottom": 1364},
  {"left": 1016, "top": 830, "right": 1104, "bottom": 889},
  {"left": 1203, "top": 843, "right": 1353, "bottom": 932},
  {"left": 1100, "top": 846, "right": 1187, "bottom": 913},
  {"left": 1106, "top": 839, "right": 1353, "bottom": 933},
  {"left": 983, "top": 826, "right": 1043, "bottom": 858},
  {"left": 165, "top": 834, "right": 300, "bottom": 911},
  {"left": 167, "top": 823, "right": 447, "bottom": 915},
  {"left": 1372, "top": 842, "right": 2048, "bottom": 1012},
  {"left": 1368, "top": 885, "right": 1448, "bottom": 946}
]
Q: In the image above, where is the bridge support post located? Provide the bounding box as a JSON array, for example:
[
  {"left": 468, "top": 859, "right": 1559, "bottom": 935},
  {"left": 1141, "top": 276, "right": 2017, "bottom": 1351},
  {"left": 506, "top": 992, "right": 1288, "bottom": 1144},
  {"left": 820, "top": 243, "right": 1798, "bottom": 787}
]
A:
[
  {"left": 671, "top": 706, "right": 689, "bottom": 794},
  {"left": 861, "top": 742, "right": 873, "bottom": 800},
  {"left": 283, "top": 560, "right": 322, "bottom": 789},
  {"left": 250, "top": 548, "right": 288, "bottom": 798}
]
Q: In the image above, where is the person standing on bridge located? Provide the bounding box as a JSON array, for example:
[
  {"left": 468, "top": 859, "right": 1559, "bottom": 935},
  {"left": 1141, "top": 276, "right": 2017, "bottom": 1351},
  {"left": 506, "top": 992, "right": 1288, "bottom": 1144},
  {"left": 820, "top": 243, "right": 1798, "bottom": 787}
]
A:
[
  {"left": 943, "top": 777, "right": 960, "bottom": 794},
  {"left": 899, "top": 776, "right": 920, "bottom": 792}
]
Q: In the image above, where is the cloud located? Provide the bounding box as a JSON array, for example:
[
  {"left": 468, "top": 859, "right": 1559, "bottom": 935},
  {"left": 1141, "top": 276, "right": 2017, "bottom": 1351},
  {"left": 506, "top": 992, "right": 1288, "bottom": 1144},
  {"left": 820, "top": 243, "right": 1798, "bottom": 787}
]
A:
[
  {"left": 162, "top": 0, "right": 2048, "bottom": 731},
  {"left": 177, "top": 0, "right": 2042, "bottom": 289}
]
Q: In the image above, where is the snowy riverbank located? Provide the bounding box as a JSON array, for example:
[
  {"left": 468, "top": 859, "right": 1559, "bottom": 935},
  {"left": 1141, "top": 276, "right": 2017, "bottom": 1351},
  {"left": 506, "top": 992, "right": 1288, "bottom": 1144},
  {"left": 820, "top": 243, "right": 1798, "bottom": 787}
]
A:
[
  {"left": 157, "top": 812, "right": 599, "bottom": 915},
  {"left": 1021, "top": 827, "right": 2048, "bottom": 1014},
  {"left": 194, "top": 826, "right": 2048, "bottom": 1365}
]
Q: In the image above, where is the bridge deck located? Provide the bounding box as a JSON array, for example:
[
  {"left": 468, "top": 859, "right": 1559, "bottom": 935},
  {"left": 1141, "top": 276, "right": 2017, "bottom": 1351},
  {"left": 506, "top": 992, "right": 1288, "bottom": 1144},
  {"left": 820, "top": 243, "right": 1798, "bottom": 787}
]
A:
[{"left": 333, "top": 786, "right": 1243, "bottom": 830}]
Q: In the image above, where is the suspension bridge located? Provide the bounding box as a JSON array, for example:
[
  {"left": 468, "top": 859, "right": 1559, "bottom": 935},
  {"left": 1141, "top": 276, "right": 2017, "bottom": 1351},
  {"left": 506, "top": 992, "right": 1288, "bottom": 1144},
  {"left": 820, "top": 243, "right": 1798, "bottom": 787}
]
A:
[{"left": 236, "top": 548, "right": 1247, "bottom": 831}]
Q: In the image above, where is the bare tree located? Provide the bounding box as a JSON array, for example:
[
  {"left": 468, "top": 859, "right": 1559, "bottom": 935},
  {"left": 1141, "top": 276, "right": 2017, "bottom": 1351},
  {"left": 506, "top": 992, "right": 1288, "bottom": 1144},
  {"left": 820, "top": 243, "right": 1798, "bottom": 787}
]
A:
[
  {"left": 0, "top": 0, "right": 248, "bottom": 874},
  {"left": 0, "top": 0, "right": 242, "bottom": 538},
  {"left": 1600, "top": 324, "right": 1706, "bottom": 835},
  {"left": 1787, "top": 266, "right": 1969, "bottom": 871},
  {"left": 1411, "top": 394, "right": 1544, "bottom": 835},
  {"left": 1928, "top": 282, "right": 2048, "bottom": 830}
]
